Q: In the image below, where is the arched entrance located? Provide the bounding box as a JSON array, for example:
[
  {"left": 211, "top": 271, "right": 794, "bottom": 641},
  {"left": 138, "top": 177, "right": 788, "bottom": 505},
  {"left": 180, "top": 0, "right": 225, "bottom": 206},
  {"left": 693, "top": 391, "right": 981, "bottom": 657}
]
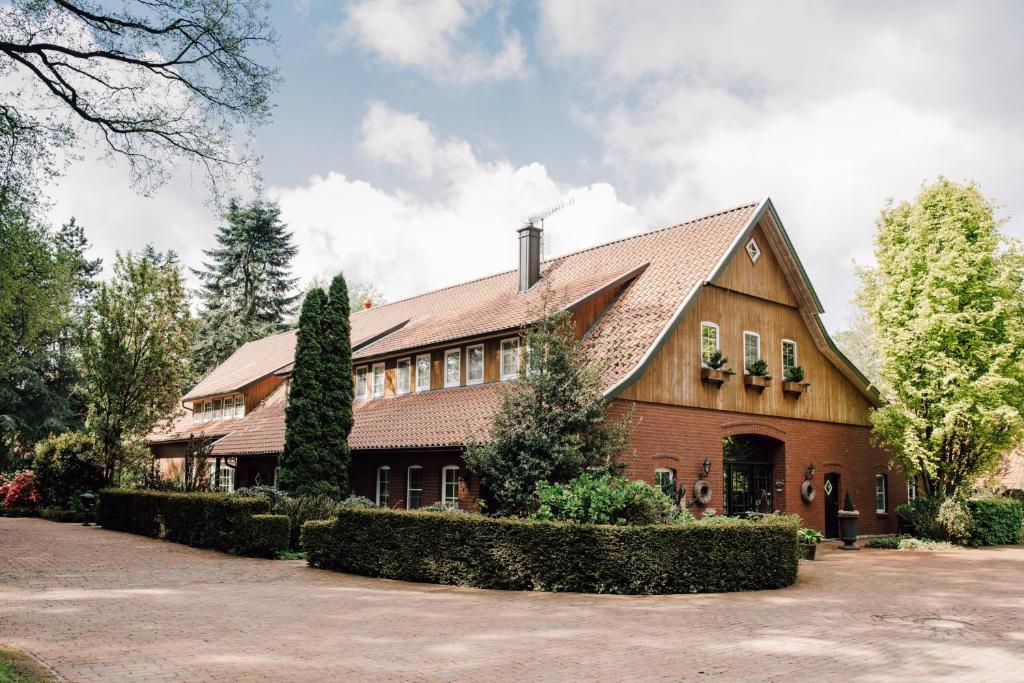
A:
[{"left": 722, "top": 435, "right": 782, "bottom": 515}]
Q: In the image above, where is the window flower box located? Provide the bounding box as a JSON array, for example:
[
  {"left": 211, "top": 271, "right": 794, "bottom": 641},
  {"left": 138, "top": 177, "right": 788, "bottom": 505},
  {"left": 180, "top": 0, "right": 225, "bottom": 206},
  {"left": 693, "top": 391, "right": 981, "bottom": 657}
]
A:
[
  {"left": 743, "top": 374, "right": 771, "bottom": 392},
  {"left": 700, "top": 367, "right": 730, "bottom": 386},
  {"left": 782, "top": 381, "right": 807, "bottom": 397}
]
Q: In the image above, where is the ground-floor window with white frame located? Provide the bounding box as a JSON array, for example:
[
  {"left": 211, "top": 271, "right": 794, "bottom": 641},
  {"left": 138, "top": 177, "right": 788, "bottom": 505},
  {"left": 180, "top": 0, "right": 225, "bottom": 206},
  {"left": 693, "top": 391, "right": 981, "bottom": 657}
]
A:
[{"left": 442, "top": 466, "right": 460, "bottom": 506}]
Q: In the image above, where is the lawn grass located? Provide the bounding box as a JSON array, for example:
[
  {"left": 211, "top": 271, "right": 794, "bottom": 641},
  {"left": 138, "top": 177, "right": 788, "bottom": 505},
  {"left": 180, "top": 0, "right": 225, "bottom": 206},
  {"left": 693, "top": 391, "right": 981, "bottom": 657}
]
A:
[{"left": 0, "top": 647, "right": 53, "bottom": 682}]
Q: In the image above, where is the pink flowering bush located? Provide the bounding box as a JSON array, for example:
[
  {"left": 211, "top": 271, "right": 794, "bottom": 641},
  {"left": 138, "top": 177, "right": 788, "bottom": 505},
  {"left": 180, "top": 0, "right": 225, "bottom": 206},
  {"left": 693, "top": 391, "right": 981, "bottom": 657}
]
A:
[{"left": 0, "top": 470, "right": 41, "bottom": 508}]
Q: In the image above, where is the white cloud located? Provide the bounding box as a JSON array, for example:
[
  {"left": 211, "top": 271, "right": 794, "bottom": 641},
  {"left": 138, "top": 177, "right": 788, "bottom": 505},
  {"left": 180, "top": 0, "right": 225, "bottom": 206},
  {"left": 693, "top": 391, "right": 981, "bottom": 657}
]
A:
[
  {"left": 538, "top": 0, "right": 1024, "bottom": 327},
  {"left": 336, "top": 0, "right": 526, "bottom": 84},
  {"left": 271, "top": 103, "right": 644, "bottom": 299}
]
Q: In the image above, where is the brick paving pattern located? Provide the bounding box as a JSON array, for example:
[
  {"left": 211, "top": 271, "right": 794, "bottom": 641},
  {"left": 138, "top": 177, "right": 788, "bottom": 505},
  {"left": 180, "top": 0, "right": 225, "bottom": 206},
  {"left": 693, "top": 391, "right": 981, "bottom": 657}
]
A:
[{"left": 2, "top": 518, "right": 1024, "bottom": 682}]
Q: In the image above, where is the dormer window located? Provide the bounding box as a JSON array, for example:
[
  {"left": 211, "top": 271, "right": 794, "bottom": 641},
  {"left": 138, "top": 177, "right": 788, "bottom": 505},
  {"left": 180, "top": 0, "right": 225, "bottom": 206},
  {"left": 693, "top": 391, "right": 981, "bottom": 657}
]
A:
[
  {"left": 415, "top": 354, "right": 431, "bottom": 392},
  {"left": 355, "top": 366, "right": 368, "bottom": 399},
  {"left": 500, "top": 338, "right": 519, "bottom": 381},
  {"left": 746, "top": 238, "right": 761, "bottom": 263},
  {"left": 372, "top": 362, "right": 385, "bottom": 398},
  {"left": 466, "top": 344, "right": 484, "bottom": 385},
  {"left": 444, "top": 349, "right": 461, "bottom": 388},
  {"left": 396, "top": 358, "right": 411, "bottom": 395}
]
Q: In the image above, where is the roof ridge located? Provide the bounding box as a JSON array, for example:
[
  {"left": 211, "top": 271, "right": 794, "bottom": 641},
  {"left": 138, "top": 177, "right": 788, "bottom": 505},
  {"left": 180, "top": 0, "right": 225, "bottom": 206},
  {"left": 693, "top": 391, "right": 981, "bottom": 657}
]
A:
[{"left": 349, "top": 201, "right": 758, "bottom": 315}]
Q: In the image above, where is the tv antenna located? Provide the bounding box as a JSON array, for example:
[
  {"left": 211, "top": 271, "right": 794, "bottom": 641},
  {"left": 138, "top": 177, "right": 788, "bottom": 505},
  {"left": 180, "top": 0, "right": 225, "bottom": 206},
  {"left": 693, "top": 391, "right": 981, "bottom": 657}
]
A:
[{"left": 523, "top": 198, "right": 574, "bottom": 260}]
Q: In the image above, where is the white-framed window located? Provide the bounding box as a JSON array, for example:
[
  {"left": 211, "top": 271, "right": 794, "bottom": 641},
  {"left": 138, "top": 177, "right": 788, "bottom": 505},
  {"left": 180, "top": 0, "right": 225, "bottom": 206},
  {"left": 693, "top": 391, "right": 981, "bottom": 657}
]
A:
[
  {"left": 743, "top": 331, "right": 761, "bottom": 374},
  {"left": 234, "top": 395, "right": 245, "bottom": 419},
  {"left": 746, "top": 238, "right": 762, "bottom": 263},
  {"left": 376, "top": 466, "right": 390, "bottom": 507},
  {"left": 355, "top": 366, "right": 369, "bottom": 399},
  {"left": 214, "top": 462, "right": 234, "bottom": 493},
  {"left": 372, "top": 362, "right": 385, "bottom": 398},
  {"left": 700, "top": 321, "right": 720, "bottom": 366},
  {"left": 907, "top": 480, "right": 917, "bottom": 501},
  {"left": 415, "top": 354, "right": 431, "bottom": 392},
  {"left": 444, "top": 348, "right": 461, "bottom": 388},
  {"left": 782, "top": 339, "right": 798, "bottom": 373},
  {"left": 406, "top": 466, "right": 423, "bottom": 509},
  {"left": 466, "top": 344, "right": 484, "bottom": 385},
  {"left": 442, "top": 466, "right": 460, "bottom": 506},
  {"left": 192, "top": 404, "right": 200, "bottom": 423},
  {"left": 875, "top": 474, "right": 888, "bottom": 513},
  {"left": 655, "top": 468, "right": 675, "bottom": 498},
  {"left": 212, "top": 398, "right": 223, "bottom": 420},
  {"left": 500, "top": 338, "right": 520, "bottom": 381},
  {"left": 396, "top": 358, "right": 411, "bottom": 395},
  {"left": 203, "top": 400, "right": 212, "bottom": 422}
]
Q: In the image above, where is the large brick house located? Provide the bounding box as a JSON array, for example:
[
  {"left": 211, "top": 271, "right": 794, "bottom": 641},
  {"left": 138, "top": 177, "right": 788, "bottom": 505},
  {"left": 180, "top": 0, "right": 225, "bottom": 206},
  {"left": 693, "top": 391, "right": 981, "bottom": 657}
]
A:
[{"left": 148, "top": 198, "right": 907, "bottom": 536}]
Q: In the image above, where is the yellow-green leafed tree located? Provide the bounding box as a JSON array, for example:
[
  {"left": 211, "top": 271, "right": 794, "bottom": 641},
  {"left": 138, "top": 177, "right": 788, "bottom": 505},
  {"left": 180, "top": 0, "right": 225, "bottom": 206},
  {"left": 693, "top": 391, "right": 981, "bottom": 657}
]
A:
[{"left": 858, "top": 178, "right": 1024, "bottom": 498}]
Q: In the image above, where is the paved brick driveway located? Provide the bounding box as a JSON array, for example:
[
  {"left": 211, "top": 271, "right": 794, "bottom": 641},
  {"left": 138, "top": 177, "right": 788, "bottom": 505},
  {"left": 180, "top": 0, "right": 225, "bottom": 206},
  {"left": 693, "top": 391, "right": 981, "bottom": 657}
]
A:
[{"left": 2, "top": 518, "right": 1024, "bottom": 682}]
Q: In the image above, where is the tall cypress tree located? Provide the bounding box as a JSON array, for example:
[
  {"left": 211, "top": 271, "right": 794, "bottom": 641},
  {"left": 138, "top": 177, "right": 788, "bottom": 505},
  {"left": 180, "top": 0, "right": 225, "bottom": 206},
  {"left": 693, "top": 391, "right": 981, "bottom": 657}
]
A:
[
  {"left": 321, "top": 274, "right": 354, "bottom": 496},
  {"left": 192, "top": 199, "right": 299, "bottom": 376},
  {"left": 278, "top": 288, "right": 340, "bottom": 497}
]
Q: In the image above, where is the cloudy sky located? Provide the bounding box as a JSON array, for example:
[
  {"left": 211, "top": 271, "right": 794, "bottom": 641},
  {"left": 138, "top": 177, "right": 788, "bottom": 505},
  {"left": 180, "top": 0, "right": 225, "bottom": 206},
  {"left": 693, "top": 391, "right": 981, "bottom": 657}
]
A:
[{"left": 48, "top": 0, "right": 1024, "bottom": 329}]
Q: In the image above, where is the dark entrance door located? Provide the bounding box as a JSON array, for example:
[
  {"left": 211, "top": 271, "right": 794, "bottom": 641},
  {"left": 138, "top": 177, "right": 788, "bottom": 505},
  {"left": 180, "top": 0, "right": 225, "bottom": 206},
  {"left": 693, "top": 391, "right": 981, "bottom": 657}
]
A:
[
  {"left": 824, "top": 473, "right": 841, "bottom": 538},
  {"left": 723, "top": 436, "right": 774, "bottom": 516}
]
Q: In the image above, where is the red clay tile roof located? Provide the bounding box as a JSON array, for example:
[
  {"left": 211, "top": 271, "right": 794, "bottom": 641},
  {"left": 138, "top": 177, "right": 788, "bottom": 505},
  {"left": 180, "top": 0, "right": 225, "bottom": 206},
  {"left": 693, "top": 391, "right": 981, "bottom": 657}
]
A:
[{"left": 156, "top": 202, "right": 799, "bottom": 454}]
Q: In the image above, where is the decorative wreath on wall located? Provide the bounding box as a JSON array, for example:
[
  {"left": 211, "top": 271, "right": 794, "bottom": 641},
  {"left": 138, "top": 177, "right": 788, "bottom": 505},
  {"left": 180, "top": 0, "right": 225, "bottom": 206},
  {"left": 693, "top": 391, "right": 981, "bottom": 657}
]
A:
[
  {"left": 800, "top": 480, "right": 816, "bottom": 503},
  {"left": 692, "top": 479, "right": 713, "bottom": 506}
]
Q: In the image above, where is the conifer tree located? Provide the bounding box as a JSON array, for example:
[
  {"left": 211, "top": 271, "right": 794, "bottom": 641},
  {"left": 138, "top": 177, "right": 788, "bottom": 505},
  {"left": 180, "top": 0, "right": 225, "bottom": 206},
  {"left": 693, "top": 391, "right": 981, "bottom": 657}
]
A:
[
  {"left": 278, "top": 288, "right": 341, "bottom": 497},
  {"left": 320, "top": 275, "right": 354, "bottom": 496},
  {"left": 192, "top": 199, "right": 299, "bottom": 376}
]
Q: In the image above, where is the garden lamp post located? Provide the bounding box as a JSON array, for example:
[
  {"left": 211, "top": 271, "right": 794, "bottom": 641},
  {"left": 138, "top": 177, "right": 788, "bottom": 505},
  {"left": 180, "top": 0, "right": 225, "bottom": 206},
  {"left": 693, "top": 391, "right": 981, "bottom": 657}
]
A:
[{"left": 79, "top": 491, "right": 96, "bottom": 526}]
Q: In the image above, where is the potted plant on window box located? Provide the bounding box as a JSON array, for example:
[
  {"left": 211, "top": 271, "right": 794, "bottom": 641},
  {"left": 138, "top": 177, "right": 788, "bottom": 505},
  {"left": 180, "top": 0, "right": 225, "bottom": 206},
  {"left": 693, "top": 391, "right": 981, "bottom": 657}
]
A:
[
  {"left": 701, "top": 350, "right": 734, "bottom": 386},
  {"left": 798, "top": 527, "right": 824, "bottom": 560},
  {"left": 782, "top": 365, "right": 808, "bottom": 396},
  {"left": 743, "top": 359, "right": 772, "bottom": 392},
  {"left": 838, "top": 492, "right": 860, "bottom": 550}
]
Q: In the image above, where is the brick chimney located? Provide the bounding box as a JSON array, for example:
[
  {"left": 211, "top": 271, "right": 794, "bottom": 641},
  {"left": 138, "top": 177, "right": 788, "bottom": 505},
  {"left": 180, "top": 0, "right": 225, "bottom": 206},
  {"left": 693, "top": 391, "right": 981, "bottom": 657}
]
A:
[{"left": 517, "top": 222, "right": 542, "bottom": 292}]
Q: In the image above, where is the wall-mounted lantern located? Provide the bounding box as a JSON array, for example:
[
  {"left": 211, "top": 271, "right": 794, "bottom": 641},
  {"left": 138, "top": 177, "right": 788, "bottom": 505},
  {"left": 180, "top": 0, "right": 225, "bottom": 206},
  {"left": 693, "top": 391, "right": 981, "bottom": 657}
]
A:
[
  {"left": 702, "top": 457, "right": 711, "bottom": 476},
  {"left": 774, "top": 478, "right": 784, "bottom": 494},
  {"left": 805, "top": 463, "right": 816, "bottom": 480}
]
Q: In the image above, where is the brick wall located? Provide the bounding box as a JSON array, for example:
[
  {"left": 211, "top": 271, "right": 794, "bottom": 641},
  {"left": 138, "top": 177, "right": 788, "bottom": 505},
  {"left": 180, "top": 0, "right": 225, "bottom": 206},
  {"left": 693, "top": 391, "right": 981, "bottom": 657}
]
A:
[
  {"left": 351, "top": 448, "right": 480, "bottom": 512},
  {"left": 607, "top": 399, "right": 905, "bottom": 535}
]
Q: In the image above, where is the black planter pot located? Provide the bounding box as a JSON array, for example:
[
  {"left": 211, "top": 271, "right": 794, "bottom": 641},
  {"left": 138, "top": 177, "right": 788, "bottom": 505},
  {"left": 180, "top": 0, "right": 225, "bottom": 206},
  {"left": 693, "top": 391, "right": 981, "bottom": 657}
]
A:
[
  {"left": 838, "top": 510, "right": 860, "bottom": 550},
  {"left": 800, "top": 543, "right": 818, "bottom": 560}
]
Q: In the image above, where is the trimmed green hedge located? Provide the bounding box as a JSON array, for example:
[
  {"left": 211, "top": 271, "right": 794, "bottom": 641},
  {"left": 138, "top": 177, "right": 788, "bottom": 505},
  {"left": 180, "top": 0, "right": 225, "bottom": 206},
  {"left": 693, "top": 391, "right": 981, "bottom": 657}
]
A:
[
  {"left": 966, "top": 497, "right": 1023, "bottom": 546},
  {"left": 0, "top": 507, "right": 39, "bottom": 518},
  {"left": 97, "top": 489, "right": 289, "bottom": 557},
  {"left": 39, "top": 508, "right": 94, "bottom": 523},
  {"left": 301, "top": 508, "right": 799, "bottom": 594}
]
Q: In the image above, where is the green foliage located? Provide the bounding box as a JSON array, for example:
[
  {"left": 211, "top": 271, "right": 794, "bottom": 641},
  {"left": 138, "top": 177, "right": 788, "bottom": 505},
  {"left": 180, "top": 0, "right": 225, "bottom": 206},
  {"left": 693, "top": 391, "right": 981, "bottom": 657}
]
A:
[
  {"left": 704, "top": 349, "right": 733, "bottom": 372},
  {"left": 0, "top": 201, "right": 99, "bottom": 470},
  {"left": 191, "top": 199, "right": 299, "bottom": 376},
  {"left": 897, "top": 497, "right": 972, "bottom": 544},
  {"left": 864, "top": 535, "right": 904, "bottom": 549},
  {"left": 783, "top": 365, "right": 805, "bottom": 383},
  {"left": 464, "top": 309, "right": 633, "bottom": 516},
  {"left": 302, "top": 508, "right": 799, "bottom": 595},
  {"left": 747, "top": 358, "right": 771, "bottom": 378},
  {"left": 275, "top": 494, "right": 343, "bottom": 550},
  {"left": 339, "top": 495, "right": 376, "bottom": 509},
  {"left": 80, "top": 251, "right": 196, "bottom": 484},
  {"left": 965, "top": 496, "right": 1023, "bottom": 546},
  {"left": 31, "top": 432, "right": 104, "bottom": 509},
  {"left": 533, "top": 472, "right": 681, "bottom": 525},
  {"left": 320, "top": 274, "right": 354, "bottom": 497},
  {"left": 38, "top": 507, "right": 93, "bottom": 523},
  {"left": 303, "top": 509, "right": 798, "bottom": 593},
  {"left": 896, "top": 537, "right": 961, "bottom": 552},
  {"left": 858, "top": 178, "right": 1024, "bottom": 498},
  {"left": 798, "top": 528, "right": 824, "bottom": 544},
  {"left": 96, "top": 489, "right": 288, "bottom": 557}
]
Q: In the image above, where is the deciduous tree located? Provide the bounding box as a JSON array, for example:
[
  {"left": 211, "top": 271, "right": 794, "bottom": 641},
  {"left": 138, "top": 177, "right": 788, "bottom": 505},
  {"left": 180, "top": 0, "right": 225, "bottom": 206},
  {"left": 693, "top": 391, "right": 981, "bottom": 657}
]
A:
[
  {"left": 858, "top": 178, "right": 1024, "bottom": 498},
  {"left": 80, "top": 250, "right": 196, "bottom": 484}
]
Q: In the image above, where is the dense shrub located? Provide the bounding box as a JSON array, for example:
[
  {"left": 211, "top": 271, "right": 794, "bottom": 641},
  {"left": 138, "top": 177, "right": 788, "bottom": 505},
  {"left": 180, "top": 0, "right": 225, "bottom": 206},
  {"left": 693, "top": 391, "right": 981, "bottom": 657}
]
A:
[
  {"left": 302, "top": 508, "right": 799, "bottom": 595},
  {"left": 965, "top": 496, "right": 1023, "bottom": 546},
  {"left": 233, "top": 485, "right": 291, "bottom": 508},
  {"left": 864, "top": 535, "right": 905, "bottom": 549},
  {"left": 533, "top": 472, "right": 681, "bottom": 525},
  {"left": 897, "top": 497, "right": 972, "bottom": 543},
  {"left": 97, "top": 489, "right": 288, "bottom": 557},
  {"left": 32, "top": 433, "right": 104, "bottom": 509},
  {"left": 0, "top": 506, "right": 39, "bottom": 518},
  {"left": 0, "top": 470, "right": 40, "bottom": 509},
  {"left": 339, "top": 495, "right": 376, "bottom": 509},
  {"left": 234, "top": 514, "right": 291, "bottom": 558},
  {"left": 39, "top": 507, "right": 94, "bottom": 523}
]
